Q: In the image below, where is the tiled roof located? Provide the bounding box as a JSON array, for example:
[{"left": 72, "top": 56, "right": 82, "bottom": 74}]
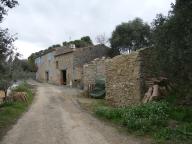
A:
[{"left": 54, "top": 47, "right": 74, "bottom": 57}]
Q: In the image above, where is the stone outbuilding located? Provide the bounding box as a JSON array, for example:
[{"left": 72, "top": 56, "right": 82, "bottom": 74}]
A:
[
  {"left": 35, "top": 44, "right": 109, "bottom": 87},
  {"left": 105, "top": 47, "right": 158, "bottom": 107},
  {"left": 83, "top": 57, "right": 107, "bottom": 91}
]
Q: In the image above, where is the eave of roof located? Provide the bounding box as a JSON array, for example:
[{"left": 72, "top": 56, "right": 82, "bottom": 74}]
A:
[
  {"left": 54, "top": 47, "right": 74, "bottom": 57},
  {"left": 35, "top": 48, "right": 57, "bottom": 59}
]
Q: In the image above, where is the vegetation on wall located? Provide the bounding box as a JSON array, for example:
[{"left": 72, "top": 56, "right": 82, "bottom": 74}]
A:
[{"left": 63, "top": 36, "right": 93, "bottom": 48}]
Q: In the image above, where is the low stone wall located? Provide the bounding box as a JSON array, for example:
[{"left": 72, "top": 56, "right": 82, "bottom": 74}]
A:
[
  {"left": 83, "top": 58, "right": 106, "bottom": 91},
  {"left": 105, "top": 47, "right": 158, "bottom": 107},
  {"left": 83, "top": 64, "right": 97, "bottom": 91}
]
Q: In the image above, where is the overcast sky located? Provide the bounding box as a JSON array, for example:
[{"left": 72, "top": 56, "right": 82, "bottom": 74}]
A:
[{"left": 2, "top": 0, "right": 175, "bottom": 59}]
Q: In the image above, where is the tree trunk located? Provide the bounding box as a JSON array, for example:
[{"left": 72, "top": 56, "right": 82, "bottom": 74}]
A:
[{"left": 4, "top": 89, "right": 7, "bottom": 98}]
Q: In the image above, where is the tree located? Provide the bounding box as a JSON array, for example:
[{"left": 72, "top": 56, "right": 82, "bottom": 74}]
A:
[
  {"left": 110, "top": 18, "right": 151, "bottom": 56},
  {"left": 63, "top": 36, "right": 93, "bottom": 48},
  {"left": 0, "top": 0, "right": 18, "bottom": 22},
  {"left": 0, "top": 57, "right": 14, "bottom": 98},
  {"left": 0, "top": 0, "right": 18, "bottom": 64},
  {"left": 28, "top": 53, "right": 38, "bottom": 72},
  {"left": 62, "top": 41, "right": 68, "bottom": 46},
  {"left": 0, "top": 0, "right": 18, "bottom": 99},
  {"left": 151, "top": 0, "right": 192, "bottom": 101},
  {"left": 48, "top": 44, "right": 61, "bottom": 49},
  {"left": 0, "top": 29, "right": 15, "bottom": 67},
  {"left": 152, "top": 0, "right": 192, "bottom": 83},
  {"left": 80, "top": 36, "right": 93, "bottom": 46},
  {"left": 96, "top": 34, "right": 108, "bottom": 45}
]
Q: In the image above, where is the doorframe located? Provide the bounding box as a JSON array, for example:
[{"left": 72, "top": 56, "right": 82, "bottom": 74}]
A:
[
  {"left": 45, "top": 71, "right": 49, "bottom": 82},
  {"left": 61, "top": 69, "right": 67, "bottom": 85}
]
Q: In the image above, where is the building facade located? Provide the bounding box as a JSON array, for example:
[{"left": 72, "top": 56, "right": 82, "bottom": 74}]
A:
[{"left": 35, "top": 45, "right": 109, "bottom": 87}]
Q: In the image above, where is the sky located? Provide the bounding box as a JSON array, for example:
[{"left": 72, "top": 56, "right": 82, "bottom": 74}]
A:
[{"left": 2, "top": 0, "right": 175, "bottom": 59}]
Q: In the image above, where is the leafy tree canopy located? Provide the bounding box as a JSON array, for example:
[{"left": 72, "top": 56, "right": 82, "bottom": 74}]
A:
[
  {"left": 0, "top": 0, "right": 19, "bottom": 97},
  {"left": 152, "top": 0, "right": 192, "bottom": 84},
  {"left": 63, "top": 36, "right": 93, "bottom": 48},
  {"left": 0, "top": 0, "right": 18, "bottom": 76},
  {"left": 110, "top": 18, "right": 151, "bottom": 56},
  {"left": 0, "top": 0, "right": 18, "bottom": 22}
]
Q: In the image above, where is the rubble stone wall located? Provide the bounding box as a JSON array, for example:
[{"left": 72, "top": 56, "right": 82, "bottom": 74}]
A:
[
  {"left": 105, "top": 47, "right": 158, "bottom": 107},
  {"left": 83, "top": 58, "right": 106, "bottom": 90}
]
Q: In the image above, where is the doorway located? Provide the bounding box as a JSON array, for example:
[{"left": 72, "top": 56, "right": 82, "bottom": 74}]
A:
[
  {"left": 45, "top": 71, "right": 49, "bottom": 82},
  {"left": 61, "top": 70, "right": 67, "bottom": 85}
]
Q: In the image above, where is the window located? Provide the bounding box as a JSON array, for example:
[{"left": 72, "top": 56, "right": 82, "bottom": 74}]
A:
[
  {"left": 56, "top": 61, "right": 59, "bottom": 69},
  {"left": 48, "top": 53, "right": 53, "bottom": 61}
]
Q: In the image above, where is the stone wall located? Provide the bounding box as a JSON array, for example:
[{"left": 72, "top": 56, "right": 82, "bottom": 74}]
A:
[
  {"left": 73, "top": 45, "right": 109, "bottom": 67},
  {"left": 106, "top": 47, "right": 158, "bottom": 107},
  {"left": 35, "top": 44, "right": 109, "bottom": 87},
  {"left": 83, "top": 58, "right": 107, "bottom": 90},
  {"left": 83, "top": 64, "right": 97, "bottom": 90},
  {"left": 55, "top": 53, "right": 74, "bottom": 85}
]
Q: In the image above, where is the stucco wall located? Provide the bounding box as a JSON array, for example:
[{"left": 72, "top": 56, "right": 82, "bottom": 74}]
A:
[
  {"left": 105, "top": 47, "right": 158, "bottom": 107},
  {"left": 35, "top": 51, "right": 56, "bottom": 84}
]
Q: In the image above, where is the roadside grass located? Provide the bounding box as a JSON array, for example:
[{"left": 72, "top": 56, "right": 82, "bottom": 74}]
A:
[
  {"left": 0, "top": 82, "right": 35, "bottom": 140},
  {"left": 92, "top": 99, "right": 192, "bottom": 144}
]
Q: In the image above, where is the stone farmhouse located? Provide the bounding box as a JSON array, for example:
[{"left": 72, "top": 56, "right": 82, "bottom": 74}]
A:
[{"left": 35, "top": 45, "right": 109, "bottom": 88}]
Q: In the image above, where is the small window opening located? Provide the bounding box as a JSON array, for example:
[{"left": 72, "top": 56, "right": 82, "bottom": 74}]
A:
[{"left": 56, "top": 61, "right": 59, "bottom": 69}]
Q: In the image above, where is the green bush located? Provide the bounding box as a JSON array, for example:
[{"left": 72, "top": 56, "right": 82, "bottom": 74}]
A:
[
  {"left": 95, "top": 106, "right": 122, "bottom": 120},
  {"left": 95, "top": 102, "right": 170, "bottom": 132},
  {"left": 170, "top": 107, "right": 192, "bottom": 122},
  {"left": 0, "top": 82, "right": 35, "bottom": 136},
  {"left": 94, "top": 100, "right": 192, "bottom": 143},
  {"left": 122, "top": 102, "right": 170, "bottom": 132},
  {"left": 154, "top": 123, "right": 192, "bottom": 143},
  {"left": 154, "top": 128, "right": 175, "bottom": 141},
  {"left": 13, "top": 82, "right": 30, "bottom": 92}
]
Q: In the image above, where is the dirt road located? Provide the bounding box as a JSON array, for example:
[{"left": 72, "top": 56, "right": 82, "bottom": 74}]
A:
[{"left": 1, "top": 81, "right": 149, "bottom": 144}]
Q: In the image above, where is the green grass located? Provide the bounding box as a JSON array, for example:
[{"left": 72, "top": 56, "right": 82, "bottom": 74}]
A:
[
  {"left": 154, "top": 123, "right": 192, "bottom": 144},
  {"left": 94, "top": 100, "right": 192, "bottom": 143},
  {"left": 95, "top": 102, "right": 170, "bottom": 132},
  {"left": 0, "top": 82, "right": 35, "bottom": 139}
]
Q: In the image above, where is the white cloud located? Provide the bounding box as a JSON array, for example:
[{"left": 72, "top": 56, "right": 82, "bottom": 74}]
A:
[
  {"left": 14, "top": 40, "right": 46, "bottom": 59},
  {"left": 2, "top": 0, "right": 175, "bottom": 59}
]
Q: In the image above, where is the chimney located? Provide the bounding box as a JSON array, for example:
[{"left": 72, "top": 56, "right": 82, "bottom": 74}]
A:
[{"left": 69, "top": 44, "right": 76, "bottom": 50}]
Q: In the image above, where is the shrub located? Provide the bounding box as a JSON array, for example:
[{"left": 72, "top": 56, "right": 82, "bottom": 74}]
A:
[
  {"left": 13, "top": 82, "right": 30, "bottom": 93},
  {"left": 95, "top": 106, "right": 122, "bottom": 120},
  {"left": 0, "top": 81, "right": 35, "bottom": 137},
  {"left": 170, "top": 107, "right": 192, "bottom": 122},
  {"left": 154, "top": 123, "right": 192, "bottom": 143},
  {"left": 11, "top": 82, "right": 33, "bottom": 103},
  {"left": 122, "top": 102, "right": 170, "bottom": 132},
  {"left": 95, "top": 102, "right": 170, "bottom": 132}
]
